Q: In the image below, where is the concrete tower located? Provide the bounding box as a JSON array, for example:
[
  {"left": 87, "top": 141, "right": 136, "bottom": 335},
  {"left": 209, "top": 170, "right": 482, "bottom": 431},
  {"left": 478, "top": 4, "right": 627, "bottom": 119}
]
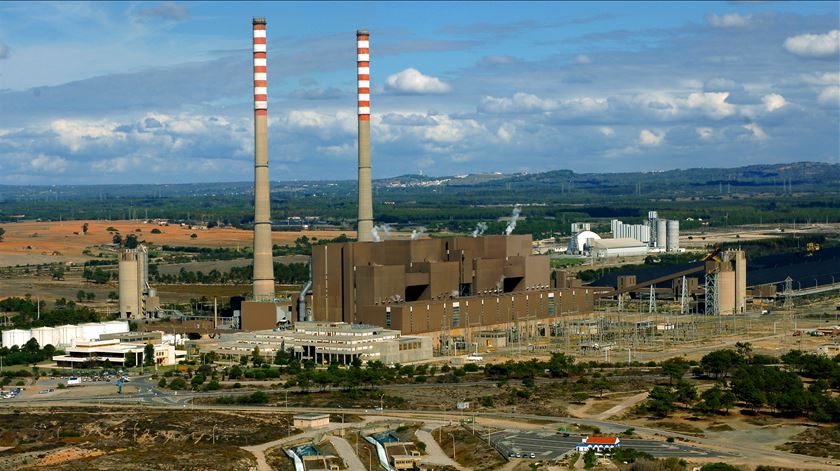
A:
[
  {"left": 356, "top": 29, "right": 374, "bottom": 242},
  {"left": 252, "top": 17, "right": 275, "bottom": 301}
]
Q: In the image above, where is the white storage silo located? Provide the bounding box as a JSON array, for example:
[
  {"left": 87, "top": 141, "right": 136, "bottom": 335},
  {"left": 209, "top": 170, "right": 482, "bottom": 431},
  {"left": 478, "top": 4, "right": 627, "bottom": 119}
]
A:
[
  {"left": 656, "top": 220, "right": 667, "bottom": 249},
  {"left": 666, "top": 220, "right": 680, "bottom": 252}
]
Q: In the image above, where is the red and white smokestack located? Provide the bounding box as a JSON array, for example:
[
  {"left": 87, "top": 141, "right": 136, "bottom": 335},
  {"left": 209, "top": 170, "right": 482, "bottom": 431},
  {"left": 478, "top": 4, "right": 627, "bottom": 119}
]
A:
[
  {"left": 252, "top": 17, "right": 275, "bottom": 301},
  {"left": 356, "top": 29, "right": 374, "bottom": 242}
]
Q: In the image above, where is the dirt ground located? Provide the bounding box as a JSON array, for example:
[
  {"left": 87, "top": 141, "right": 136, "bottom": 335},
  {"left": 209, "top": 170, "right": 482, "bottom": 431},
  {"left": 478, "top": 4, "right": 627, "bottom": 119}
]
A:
[
  {"left": 433, "top": 425, "right": 506, "bottom": 471},
  {"left": 0, "top": 407, "right": 292, "bottom": 470},
  {"left": 0, "top": 219, "right": 353, "bottom": 267}
]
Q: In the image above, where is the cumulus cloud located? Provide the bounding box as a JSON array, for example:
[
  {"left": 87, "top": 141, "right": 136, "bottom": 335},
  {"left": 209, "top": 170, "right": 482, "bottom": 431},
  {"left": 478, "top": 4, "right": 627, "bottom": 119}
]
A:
[
  {"left": 496, "top": 123, "right": 515, "bottom": 142},
  {"left": 707, "top": 13, "right": 750, "bottom": 28},
  {"left": 478, "top": 92, "right": 607, "bottom": 115},
  {"left": 639, "top": 129, "right": 664, "bottom": 146},
  {"left": 134, "top": 2, "right": 189, "bottom": 21},
  {"left": 762, "top": 93, "right": 787, "bottom": 112},
  {"left": 30, "top": 154, "right": 68, "bottom": 173},
  {"left": 598, "top": 126, "right": 615, "bottom": 136},
  {"left": 696, "top": 127, "right": 714, "bottom": 140},
  {"left": 0, "top": 43, "right": 10, "bottom": 60},
  {"left": 784, "top": 30, "right": 840, "bottom": 57},
  {"left": 743, "top": 122, "right": 767, "bottom": 140},
  {"left": 685, "top": 92, "right": 736, "bottom": 119},
  {"left": 385, "top": 68, "right": 452, "bottom": 94},
  {"left": 574, "top": 54, "right": 591, "bottom": 65},
  {"left": 818, "top": 86, "right": 840, "bottom": 106}
]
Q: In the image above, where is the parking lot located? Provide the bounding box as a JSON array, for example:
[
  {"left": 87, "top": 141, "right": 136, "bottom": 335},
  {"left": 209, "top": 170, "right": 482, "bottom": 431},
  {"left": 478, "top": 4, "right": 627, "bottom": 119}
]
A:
[{"left": 490, "top": 430, "right": 729, "bottom": 460}]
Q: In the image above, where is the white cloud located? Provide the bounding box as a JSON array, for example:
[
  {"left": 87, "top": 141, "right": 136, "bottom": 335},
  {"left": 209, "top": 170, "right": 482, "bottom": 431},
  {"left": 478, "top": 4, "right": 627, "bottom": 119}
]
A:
[
  {"left": 685, "top": 92, "right": 736, "bottom": 119},
  {"left": 0, "top": 42, "right": 10, "bottom": 60},
  {"left": 639, "top": 129, "right": 664, "bottom": 146},
  {"left": 479, "top": 92, "right": 607, "bottom": 115},
  {"left": 696, "top": 127, "right": 714, "bottom": 140},
  {"left": 743, "top": 123, "right": 767, "bottom": 140},
  {"left": 385, "top": 68, "right": 452, "bottom": 94},
  {"left": 762, "top": 93, "right": 787, "bottom": 112},
  {"left": 818, "top": 86, "right": 840, "bottom": 106},
  {"left": 598, "top": 126, "right": 615, "bottom": 137},
  {"left": 51, "top": 119, "right": 120, "bottom": 152},
  {"left": 800, "top": 72, "right": 840, "bottom": 86},
  {"left": 707, "top": 13, "right": 750, "bottom": 28},
  {"left": 496, "top": 123, "right": 515, "bottom": 142},
  {"left": 30, "top": 154, "right": 68, "bottom": 173},
  {"left": 574, "top": 54, "right": 591, "bottom": 65},
  {"left": 784, "top": 30, "right": 840, "bottom": 57},
  {"left": 479, "top": 92, "right": 557, "bottom": 113}
]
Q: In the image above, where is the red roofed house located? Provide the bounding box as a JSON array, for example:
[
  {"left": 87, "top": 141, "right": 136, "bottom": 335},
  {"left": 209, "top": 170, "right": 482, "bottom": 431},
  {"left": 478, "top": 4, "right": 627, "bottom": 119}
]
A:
[{"left": 575, "top": 436, "right": 621, "bottom": 454}]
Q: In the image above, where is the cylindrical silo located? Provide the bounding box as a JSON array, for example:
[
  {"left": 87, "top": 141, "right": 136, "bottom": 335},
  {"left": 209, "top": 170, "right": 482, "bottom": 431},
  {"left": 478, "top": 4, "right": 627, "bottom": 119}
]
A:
[
  {"left": 656, "top": 220, "right": 667, "bottom": 249},
  {"left": 666, "top": 220, "right": 679, "bottom": 252},
  {"left": 119, "top": 250, "right": 140, "bottom": 318}
]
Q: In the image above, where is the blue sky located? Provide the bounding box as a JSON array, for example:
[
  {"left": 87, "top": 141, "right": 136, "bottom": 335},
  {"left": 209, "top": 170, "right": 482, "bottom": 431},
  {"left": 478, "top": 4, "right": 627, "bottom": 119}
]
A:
[{"left": 0, "top": 1, "right": 837, "bottom": 184}]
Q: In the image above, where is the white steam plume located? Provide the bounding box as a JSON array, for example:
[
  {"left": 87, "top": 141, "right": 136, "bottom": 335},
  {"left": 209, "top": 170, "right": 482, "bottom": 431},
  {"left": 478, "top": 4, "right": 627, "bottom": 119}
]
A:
[
  {"left": 471, "top": 222, "right": 488, "bottom": 238},
  {"left": 411, "top": 226, "right": 427, "bottom": 240},
  {"left": 371, "top": 224, "right": 392, "bottom": 242},
  {"left": 504, "top": 204, "right": 522, "bottom": 235}
]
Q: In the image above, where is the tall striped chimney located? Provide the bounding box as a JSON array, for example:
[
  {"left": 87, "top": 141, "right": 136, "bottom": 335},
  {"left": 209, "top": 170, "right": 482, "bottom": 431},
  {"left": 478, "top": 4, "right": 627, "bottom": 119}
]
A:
[
  {"left": 252, "top": 17, "right": 275, "bottom": 301},
  {"left": 356, "top": 29, "right": 374, "bottom": 242}
]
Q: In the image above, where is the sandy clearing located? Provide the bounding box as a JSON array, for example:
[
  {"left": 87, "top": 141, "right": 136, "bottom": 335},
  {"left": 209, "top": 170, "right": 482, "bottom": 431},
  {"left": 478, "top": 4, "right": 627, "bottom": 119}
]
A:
[{"left": 0, "top": 220, "right": 353, "bottom": 267}]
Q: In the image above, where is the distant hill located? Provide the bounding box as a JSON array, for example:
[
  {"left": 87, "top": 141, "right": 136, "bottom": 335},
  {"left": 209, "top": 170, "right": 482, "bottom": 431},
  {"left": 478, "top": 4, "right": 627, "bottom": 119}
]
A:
[{"left": 0, "top": 162, "right": 837, "bottom": 202}]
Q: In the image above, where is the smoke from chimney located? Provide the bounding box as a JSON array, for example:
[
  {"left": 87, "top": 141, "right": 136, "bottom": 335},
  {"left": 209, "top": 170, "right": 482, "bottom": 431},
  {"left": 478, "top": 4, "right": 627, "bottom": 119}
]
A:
[
  {"left": 471, "top": 222, "right": 488, "bottom": 238},
  {"left": 356, "top": 29, "right": 374, "bottom": 242},
  {"left": 251, "top": 17, "right": 275, "bottom": 301},
  {"left": 504, "top": 204, "right": 522, "bottom": 235},
  {"left": 371, "top": 224, "right": 392, "bottom": 242}
]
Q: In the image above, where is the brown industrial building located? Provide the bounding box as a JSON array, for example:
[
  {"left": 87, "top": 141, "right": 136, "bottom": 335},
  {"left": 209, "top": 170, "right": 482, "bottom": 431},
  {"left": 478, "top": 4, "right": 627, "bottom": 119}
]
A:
[{"left": 311, "top": 234, "right": 594, "bottom": 347}]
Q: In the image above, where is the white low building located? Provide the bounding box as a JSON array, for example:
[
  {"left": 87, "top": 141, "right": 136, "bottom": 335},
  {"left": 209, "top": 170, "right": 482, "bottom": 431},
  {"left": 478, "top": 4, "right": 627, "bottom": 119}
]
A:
[
  {"left": 209, "top": 321, "right": 433, "bottom": 366},
  {"left": 589, "top": 238, "right": 649, "bottom": 258},
  {"left": 1, "top": 320, "right": 129, "bottom": 348},
  {"left": 52, "top": 338, "right": 185, "bottom": 368}
]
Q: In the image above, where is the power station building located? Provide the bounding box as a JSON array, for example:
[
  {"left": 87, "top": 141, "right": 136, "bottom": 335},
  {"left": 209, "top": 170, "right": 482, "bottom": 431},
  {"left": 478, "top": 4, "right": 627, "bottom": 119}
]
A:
[{"left": 310, "top": 234, "right": 594, "bottom": 347}]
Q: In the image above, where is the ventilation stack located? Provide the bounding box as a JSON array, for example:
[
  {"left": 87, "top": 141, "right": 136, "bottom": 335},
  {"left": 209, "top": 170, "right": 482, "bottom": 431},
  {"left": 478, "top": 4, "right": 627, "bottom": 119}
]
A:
[
  {"left": 252, "top": 17, "right": 275, "bottom": 301},
  {"left": 356, "top": 29, "right": 374, "bottom": 242}
]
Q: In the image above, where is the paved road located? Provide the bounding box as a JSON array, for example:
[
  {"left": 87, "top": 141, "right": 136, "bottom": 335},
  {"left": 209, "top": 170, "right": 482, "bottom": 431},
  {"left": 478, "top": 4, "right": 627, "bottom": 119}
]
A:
[
  {"left": 490, "top": 430, "right": 728, "bottom": 460},
  {"left": 328, "top": 436, "right": 366, "bottom": 471}
]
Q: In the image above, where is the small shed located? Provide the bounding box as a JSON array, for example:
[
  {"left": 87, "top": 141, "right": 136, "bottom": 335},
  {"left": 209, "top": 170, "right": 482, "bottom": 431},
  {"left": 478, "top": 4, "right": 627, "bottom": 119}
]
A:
[{"left": 293, "top": 413, "right": 330, "bottom": 429}]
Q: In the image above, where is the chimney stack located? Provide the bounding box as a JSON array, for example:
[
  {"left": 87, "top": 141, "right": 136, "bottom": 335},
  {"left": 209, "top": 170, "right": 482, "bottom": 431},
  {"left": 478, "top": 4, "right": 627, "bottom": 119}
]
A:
[
  {"left": 252, "top": 17, "right": 275, "bottom": 301},
  {"left": 356, "top": 29, "right": 374, "bottom": 242}
]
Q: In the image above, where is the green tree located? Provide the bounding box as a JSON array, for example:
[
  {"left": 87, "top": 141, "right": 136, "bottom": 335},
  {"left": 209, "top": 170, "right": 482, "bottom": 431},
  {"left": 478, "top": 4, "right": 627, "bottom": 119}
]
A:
[
  {"left": 143, "top": 343, "right": 155, "bottom": 367},
  {"left": 646, "top": 386, "right": 675, "bottom": 418},
  {"left": 583, "top": 448, "right": 597, "bottom": 469},
  {"left": 674, "top": 381, "right": 697, "bottom": 405},
  {"left": 76, "top": 290, "right": 86, "bottom": 302},
  {"left": 108, "top": 291, "right": 119, "bottom": 301},
  {"left": 85, "top": 292, "right": 95, "bottom": 301},
  {"left": 0, "top": 227, "right": 5, "bottom": 241},
  {"left": 82, "top": 223, "right": 89, "bottom": 235},
  {"left": 661, "top": 358, "right": 690, "bottom": 386},
  {"left": 158, "top": 378, "right": 167, "bottom": 388},
  {"left": 700, "top": 463, "right": 739, "bottom": 471},
  {"left": 592, "top": 378, "right": 611, "bottom": 398},
  {"left": 251, "top": 346, "right": 263, "bottom": 366}
]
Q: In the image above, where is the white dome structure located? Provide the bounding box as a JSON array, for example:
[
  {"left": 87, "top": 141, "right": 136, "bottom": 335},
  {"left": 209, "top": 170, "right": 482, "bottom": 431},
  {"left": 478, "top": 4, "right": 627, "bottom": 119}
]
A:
[{"left": 568, "top": 230, "right": 601, "bottom": 253}]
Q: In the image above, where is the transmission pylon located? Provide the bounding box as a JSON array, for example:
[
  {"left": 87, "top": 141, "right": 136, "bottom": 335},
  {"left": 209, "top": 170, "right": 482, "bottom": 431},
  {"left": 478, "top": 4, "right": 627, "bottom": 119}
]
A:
[
  {"left": 783, "top": 276, "right": 793, "bottom": 309},
  {"left": 648, "top": 284, "right": 657, "bottom": 313},
  {"left": 705, "top": 271, "right": 719, "bottom": 317},
  {"left": 680, "top": 275, "right": 689, "bottom": 315}
]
